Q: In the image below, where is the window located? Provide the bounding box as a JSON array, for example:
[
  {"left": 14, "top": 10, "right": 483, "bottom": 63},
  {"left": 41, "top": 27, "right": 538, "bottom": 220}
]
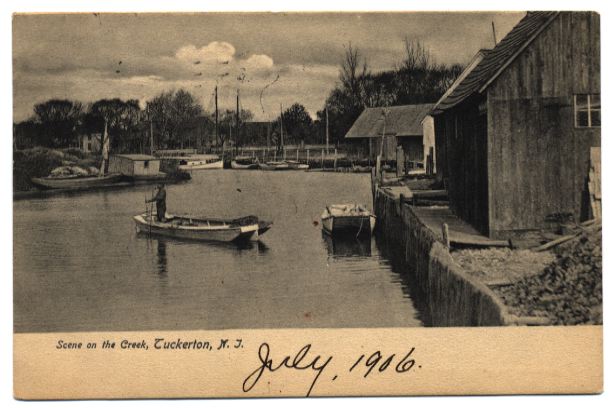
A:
[
  {"left": 143, "top": 160, "right": 149, "bottom": 168},
  {"left": 87, "top": 142, "right": 92, "bottom": 151},
  {"left": 574, "top": 94, "right": 601, "bottom": 128}
]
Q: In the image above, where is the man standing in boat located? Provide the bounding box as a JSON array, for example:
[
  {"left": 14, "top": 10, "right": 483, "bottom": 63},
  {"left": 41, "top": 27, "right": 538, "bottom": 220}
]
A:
[{"left": 147, "top": 183, "right": 167, "bottom": 222}]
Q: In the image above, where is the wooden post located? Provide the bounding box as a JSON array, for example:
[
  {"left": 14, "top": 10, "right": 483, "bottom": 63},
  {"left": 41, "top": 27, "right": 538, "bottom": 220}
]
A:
[
  {"left": 442, "top": 223, "right": 450, "bottom": 249},
  {"left": 321, "top": 149, "right": 325, "bottom": 169},
  {"left": 334, "top": 148, "right": 338, "bottom": 170},
  {"left": 296, "top": 149, "right": 299, "bottom": 161},
  {"left": 307, "top": 149, "right": 310, "bottom": 165},
  {"left": 274, "top": 150, "right": 277, "bottom": 161},
  {"left": 283, "top": 146, "right": 286, "bottom": 160}
]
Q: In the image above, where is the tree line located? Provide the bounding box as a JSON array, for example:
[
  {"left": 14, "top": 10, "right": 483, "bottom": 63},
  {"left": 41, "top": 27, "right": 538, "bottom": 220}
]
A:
[
  {"left": 314, "top": 39, "right": 464, "bottom": 146},
  {"left": 14, "top": 40, "right": 463, "bottom": 152}
]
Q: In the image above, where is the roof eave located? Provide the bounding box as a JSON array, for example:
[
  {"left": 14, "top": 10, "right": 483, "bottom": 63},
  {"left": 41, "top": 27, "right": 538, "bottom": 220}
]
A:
[{"left": 478, "top": 12, "right": 560, "bottom": 93}]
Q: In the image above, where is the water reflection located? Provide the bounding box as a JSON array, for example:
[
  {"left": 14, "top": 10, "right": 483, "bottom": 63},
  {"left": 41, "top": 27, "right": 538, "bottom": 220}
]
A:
[
  {"left": 156, "top": 239, "right": 167, "bottom": 274},
  {"left": 322, "top": 232, "right": 372, "bottom": 258}
]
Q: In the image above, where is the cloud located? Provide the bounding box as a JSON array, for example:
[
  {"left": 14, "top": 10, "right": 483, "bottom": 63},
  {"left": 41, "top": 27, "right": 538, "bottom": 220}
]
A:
[
  {"left": 243, "top": 54, "right": 274, "bottom": 71},
  {"left": 175, "top": 42, "right": 236, "bottom": 65}
]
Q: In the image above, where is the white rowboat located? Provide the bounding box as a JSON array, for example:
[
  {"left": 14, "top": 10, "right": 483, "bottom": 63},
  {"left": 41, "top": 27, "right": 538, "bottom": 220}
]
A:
[{"left": 321, "top": 204, "right": 376, "bottom": 236}]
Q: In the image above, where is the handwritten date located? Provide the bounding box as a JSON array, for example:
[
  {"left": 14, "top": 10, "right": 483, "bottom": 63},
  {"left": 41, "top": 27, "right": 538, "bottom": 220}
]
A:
[{"left": 243, "top": 342, "right": 418, "bottom": 397}]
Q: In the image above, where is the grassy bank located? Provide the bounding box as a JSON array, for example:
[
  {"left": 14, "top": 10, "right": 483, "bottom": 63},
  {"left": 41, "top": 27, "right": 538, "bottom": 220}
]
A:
[{"left": 13, "top": 147, "right": 101, "bottom": 192}]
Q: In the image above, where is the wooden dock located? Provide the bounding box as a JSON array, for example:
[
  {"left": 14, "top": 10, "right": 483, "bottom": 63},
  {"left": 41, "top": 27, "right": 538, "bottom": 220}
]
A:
[
  {"left": 410, "top": 206, "right": 509, "bottom": 248},
  {"left": 378, "top": 185, "right": 508, "bottom": 249}
]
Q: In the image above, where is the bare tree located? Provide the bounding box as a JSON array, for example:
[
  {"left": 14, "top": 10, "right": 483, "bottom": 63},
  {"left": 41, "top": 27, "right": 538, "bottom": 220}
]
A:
[{"left": 339, "top": 43, "right": 369, "bottom": 107}]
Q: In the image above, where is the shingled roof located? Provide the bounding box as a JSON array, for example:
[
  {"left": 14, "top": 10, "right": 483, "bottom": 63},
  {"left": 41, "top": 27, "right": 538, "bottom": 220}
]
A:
[
  {"left": 433, "top": 11, "right": 559, "bottom": 113},
  {"left": 345, "top": 104, "right": 434, "bottom": 139}
]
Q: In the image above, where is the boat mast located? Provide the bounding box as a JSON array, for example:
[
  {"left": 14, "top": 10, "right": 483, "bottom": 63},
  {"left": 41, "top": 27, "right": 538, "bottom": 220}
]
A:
[
  {"left": 279, "top": 103, "right": 284, "bottom": 153},
  {"left": 99, "top": 119, "right": 109, "bottom": 177},
  {"left": 235, "top": 89, "right": 240, "bottom": 154},
  {"left": 214, "top": 85, "right": 219, "bottom": 149},
  {"left": 149, "top": 108, "right": 154, "bottom": 155}
]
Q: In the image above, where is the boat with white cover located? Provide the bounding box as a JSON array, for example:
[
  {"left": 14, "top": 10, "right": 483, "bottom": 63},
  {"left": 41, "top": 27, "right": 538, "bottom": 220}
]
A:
[{"left": 321, "top": 204, "right": 376, "bottom": 236}]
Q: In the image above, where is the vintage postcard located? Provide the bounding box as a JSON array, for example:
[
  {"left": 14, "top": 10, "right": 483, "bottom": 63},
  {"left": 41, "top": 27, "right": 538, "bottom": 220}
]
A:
[{"left": 12, "top": 10, "right": 602, "bottom": 399}]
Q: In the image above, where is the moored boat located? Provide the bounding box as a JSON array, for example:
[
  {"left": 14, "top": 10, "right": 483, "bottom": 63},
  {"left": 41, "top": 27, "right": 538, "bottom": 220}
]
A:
[
  {"left": 31, "top": 173, "right": 122, "bottom": 190},
  {"left": 177, "top": 155, "right": 224, "bottom": 170},
  {"left": 133, "top": 213, "right": 261, "bottom": 242},
  {"left": 321, "top": 204, "right": 376, "bottom": 236},
  {"left": 231, "top": 156, "right": 260, "bottom": 169},
  {"left": 284, "top": 160, "right": 309, "bottom": 170},
  {"left": 259, "top": 161, "right": 290, "bottom": 171}
]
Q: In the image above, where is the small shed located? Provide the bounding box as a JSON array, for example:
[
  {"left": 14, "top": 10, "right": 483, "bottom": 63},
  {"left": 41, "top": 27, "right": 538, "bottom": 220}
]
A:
[
  {"left": 108, "top": 154, "right": 160, "bottom": 177},
  {"left": 345, "top": 104, "right": 434, "bottom": 164}
]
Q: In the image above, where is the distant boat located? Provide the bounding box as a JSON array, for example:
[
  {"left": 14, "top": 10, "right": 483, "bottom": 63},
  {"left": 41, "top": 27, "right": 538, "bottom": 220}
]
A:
[
  {"left": 31, "top": 173, "right": 122, "bottom": 190},
  {"left": 177, "top": 155, "right": 223, "bottom": 170},
  {"left": 284, "top": 160, "right": 309, "bottom": 170},
  {"left": 259, "top": 161, "right": 290, "bottom": 171},
  {"left": 321, "top": 204, "right": 376, "bottom": 236},
  {"left": 231, "top": 156, "right": 260, "bottom": 169},
  {"left": 134, "top": 213, "right": 268, "bottom": 243}
]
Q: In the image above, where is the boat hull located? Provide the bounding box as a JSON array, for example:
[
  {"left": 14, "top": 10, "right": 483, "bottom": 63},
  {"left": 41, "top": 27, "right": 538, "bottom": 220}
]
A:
[
  {"left": 321, "top": 215, "right": 376, "bottom": 236},
  {"left": 231, "top": 161, "right": 259, "bottom": 170},
  {"left": 133, "top": 214, "right": 257, "bottom": 242},
  {"left": 31, "top": 174, "right": 122, "bottom": 190},
  {"left": 321, "top": 204, "right": 376, "bottom": 236},
  {"left": 284, "top": 160, "right": 309, "bottom": 170},
  {"left": 259, "top": 162, "right": 290, "bottom": 171},
  {"left": 178, "top": 160, "right": 224, "bottom": 170}
]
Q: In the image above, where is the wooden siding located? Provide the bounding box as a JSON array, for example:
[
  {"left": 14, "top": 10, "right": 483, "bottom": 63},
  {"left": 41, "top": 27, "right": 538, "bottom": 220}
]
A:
[
  {"left": 441, "top": 98, "right": 490, "bottom": 235},
  {"left": 108, "top": 156, "right": 160, "bottom": 176},
  {"left": 486, "top": 12, "right": 600, "bottom": 237}
]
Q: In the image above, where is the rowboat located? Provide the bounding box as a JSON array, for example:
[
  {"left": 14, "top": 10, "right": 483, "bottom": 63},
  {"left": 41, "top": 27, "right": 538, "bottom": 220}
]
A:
[
  {"left": 31, "top": 173, "right": 122, "bottom": 190},
  {"left": 177, "top": 155, "right": 224, "bottom": 170},
  {"left": 231, "top": 156, "right": 260, "bottom": 169},
  {"left": 321, "top": 204, "right": 376, "bottom": 236},
  {"left": 259, "top": 161, "right": 290, "bottom": 171},
  {"left": 134, "top": 213, "right": 264, "bottom": 242}
]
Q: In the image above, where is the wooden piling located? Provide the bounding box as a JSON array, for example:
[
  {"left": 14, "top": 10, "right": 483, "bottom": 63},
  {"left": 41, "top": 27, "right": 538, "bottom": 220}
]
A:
[
  {"left": 306, "top": 149, "right": 310, "bottom": 165},
  {"left": 334, "top": 148, "right": 337, "bottom": 170},
  {"left": 442, "top": 223, "right": 450, "bottom": 249}
]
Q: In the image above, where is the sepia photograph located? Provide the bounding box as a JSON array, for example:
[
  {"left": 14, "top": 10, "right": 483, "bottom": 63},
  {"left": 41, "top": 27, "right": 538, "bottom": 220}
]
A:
[{"left": 10, "top": 6, "right": 603, "bottom": 400}]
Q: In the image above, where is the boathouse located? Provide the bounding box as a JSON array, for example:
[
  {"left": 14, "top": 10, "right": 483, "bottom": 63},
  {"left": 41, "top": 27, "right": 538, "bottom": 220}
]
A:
[
  {"left": 431, "top": 11, "right": 600, "bottom": 239},
  {"left": 108, "top": 154, "right": 160, "bottom": 177},
  {"left": 344, "top": 104, "right": 434, "bottom": 166}
]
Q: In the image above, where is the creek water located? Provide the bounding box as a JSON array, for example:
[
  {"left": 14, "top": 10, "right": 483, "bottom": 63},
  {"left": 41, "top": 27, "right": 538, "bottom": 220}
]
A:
[{"left": 14, "top": 170, "right": 427, "bottom": 332}]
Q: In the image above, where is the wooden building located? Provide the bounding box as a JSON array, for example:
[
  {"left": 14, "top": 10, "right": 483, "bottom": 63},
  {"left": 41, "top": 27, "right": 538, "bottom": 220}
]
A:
[
  {"left": 432, "top": 11, "right": 600, "bottom": 238},
  {"left": 108, "top": 154, "right": 161, "bottom": 177},
  {"left": 344, "top": 104, "right": 434, "bottom": 164},
  {"left": 80, "top": 133, "right": 101, "bottom": 153}
]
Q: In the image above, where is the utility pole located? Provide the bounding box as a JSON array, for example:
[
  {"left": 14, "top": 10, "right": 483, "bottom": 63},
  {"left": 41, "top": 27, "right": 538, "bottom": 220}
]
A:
[
  {"left": 491, "top": 21, "right": 497, "bottom": 46},
  {"left": 325, "top": 106, "right": 329, "bottom": 155}
]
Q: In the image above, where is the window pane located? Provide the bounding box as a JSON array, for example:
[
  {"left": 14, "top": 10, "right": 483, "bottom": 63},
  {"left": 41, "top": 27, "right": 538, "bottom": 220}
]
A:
[
  {"left": 591, "top": 110, "right": 601, "bottom": 127},
  {"left": 576, "top": 94, "right": 589, "bottom": 109},
  {"left": 591, "top": 94, "right": 601, "bottom": 109},
  {"left": 577, "top": 110, "right": 590, "bottom": 127}
]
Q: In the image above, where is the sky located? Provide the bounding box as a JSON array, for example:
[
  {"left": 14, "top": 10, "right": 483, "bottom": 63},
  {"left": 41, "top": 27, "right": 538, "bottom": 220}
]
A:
[{"left": 12, "top": 12, "right": 525, "bottom": 122}]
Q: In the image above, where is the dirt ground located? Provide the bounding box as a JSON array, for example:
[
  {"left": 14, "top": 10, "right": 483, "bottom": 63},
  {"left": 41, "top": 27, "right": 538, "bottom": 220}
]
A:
[
  {"left": 453, "top": 227, "right": 602, "bottom": 325},
  {"left": 452, "top": 248, "right": 555, "bottom": 286}
]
